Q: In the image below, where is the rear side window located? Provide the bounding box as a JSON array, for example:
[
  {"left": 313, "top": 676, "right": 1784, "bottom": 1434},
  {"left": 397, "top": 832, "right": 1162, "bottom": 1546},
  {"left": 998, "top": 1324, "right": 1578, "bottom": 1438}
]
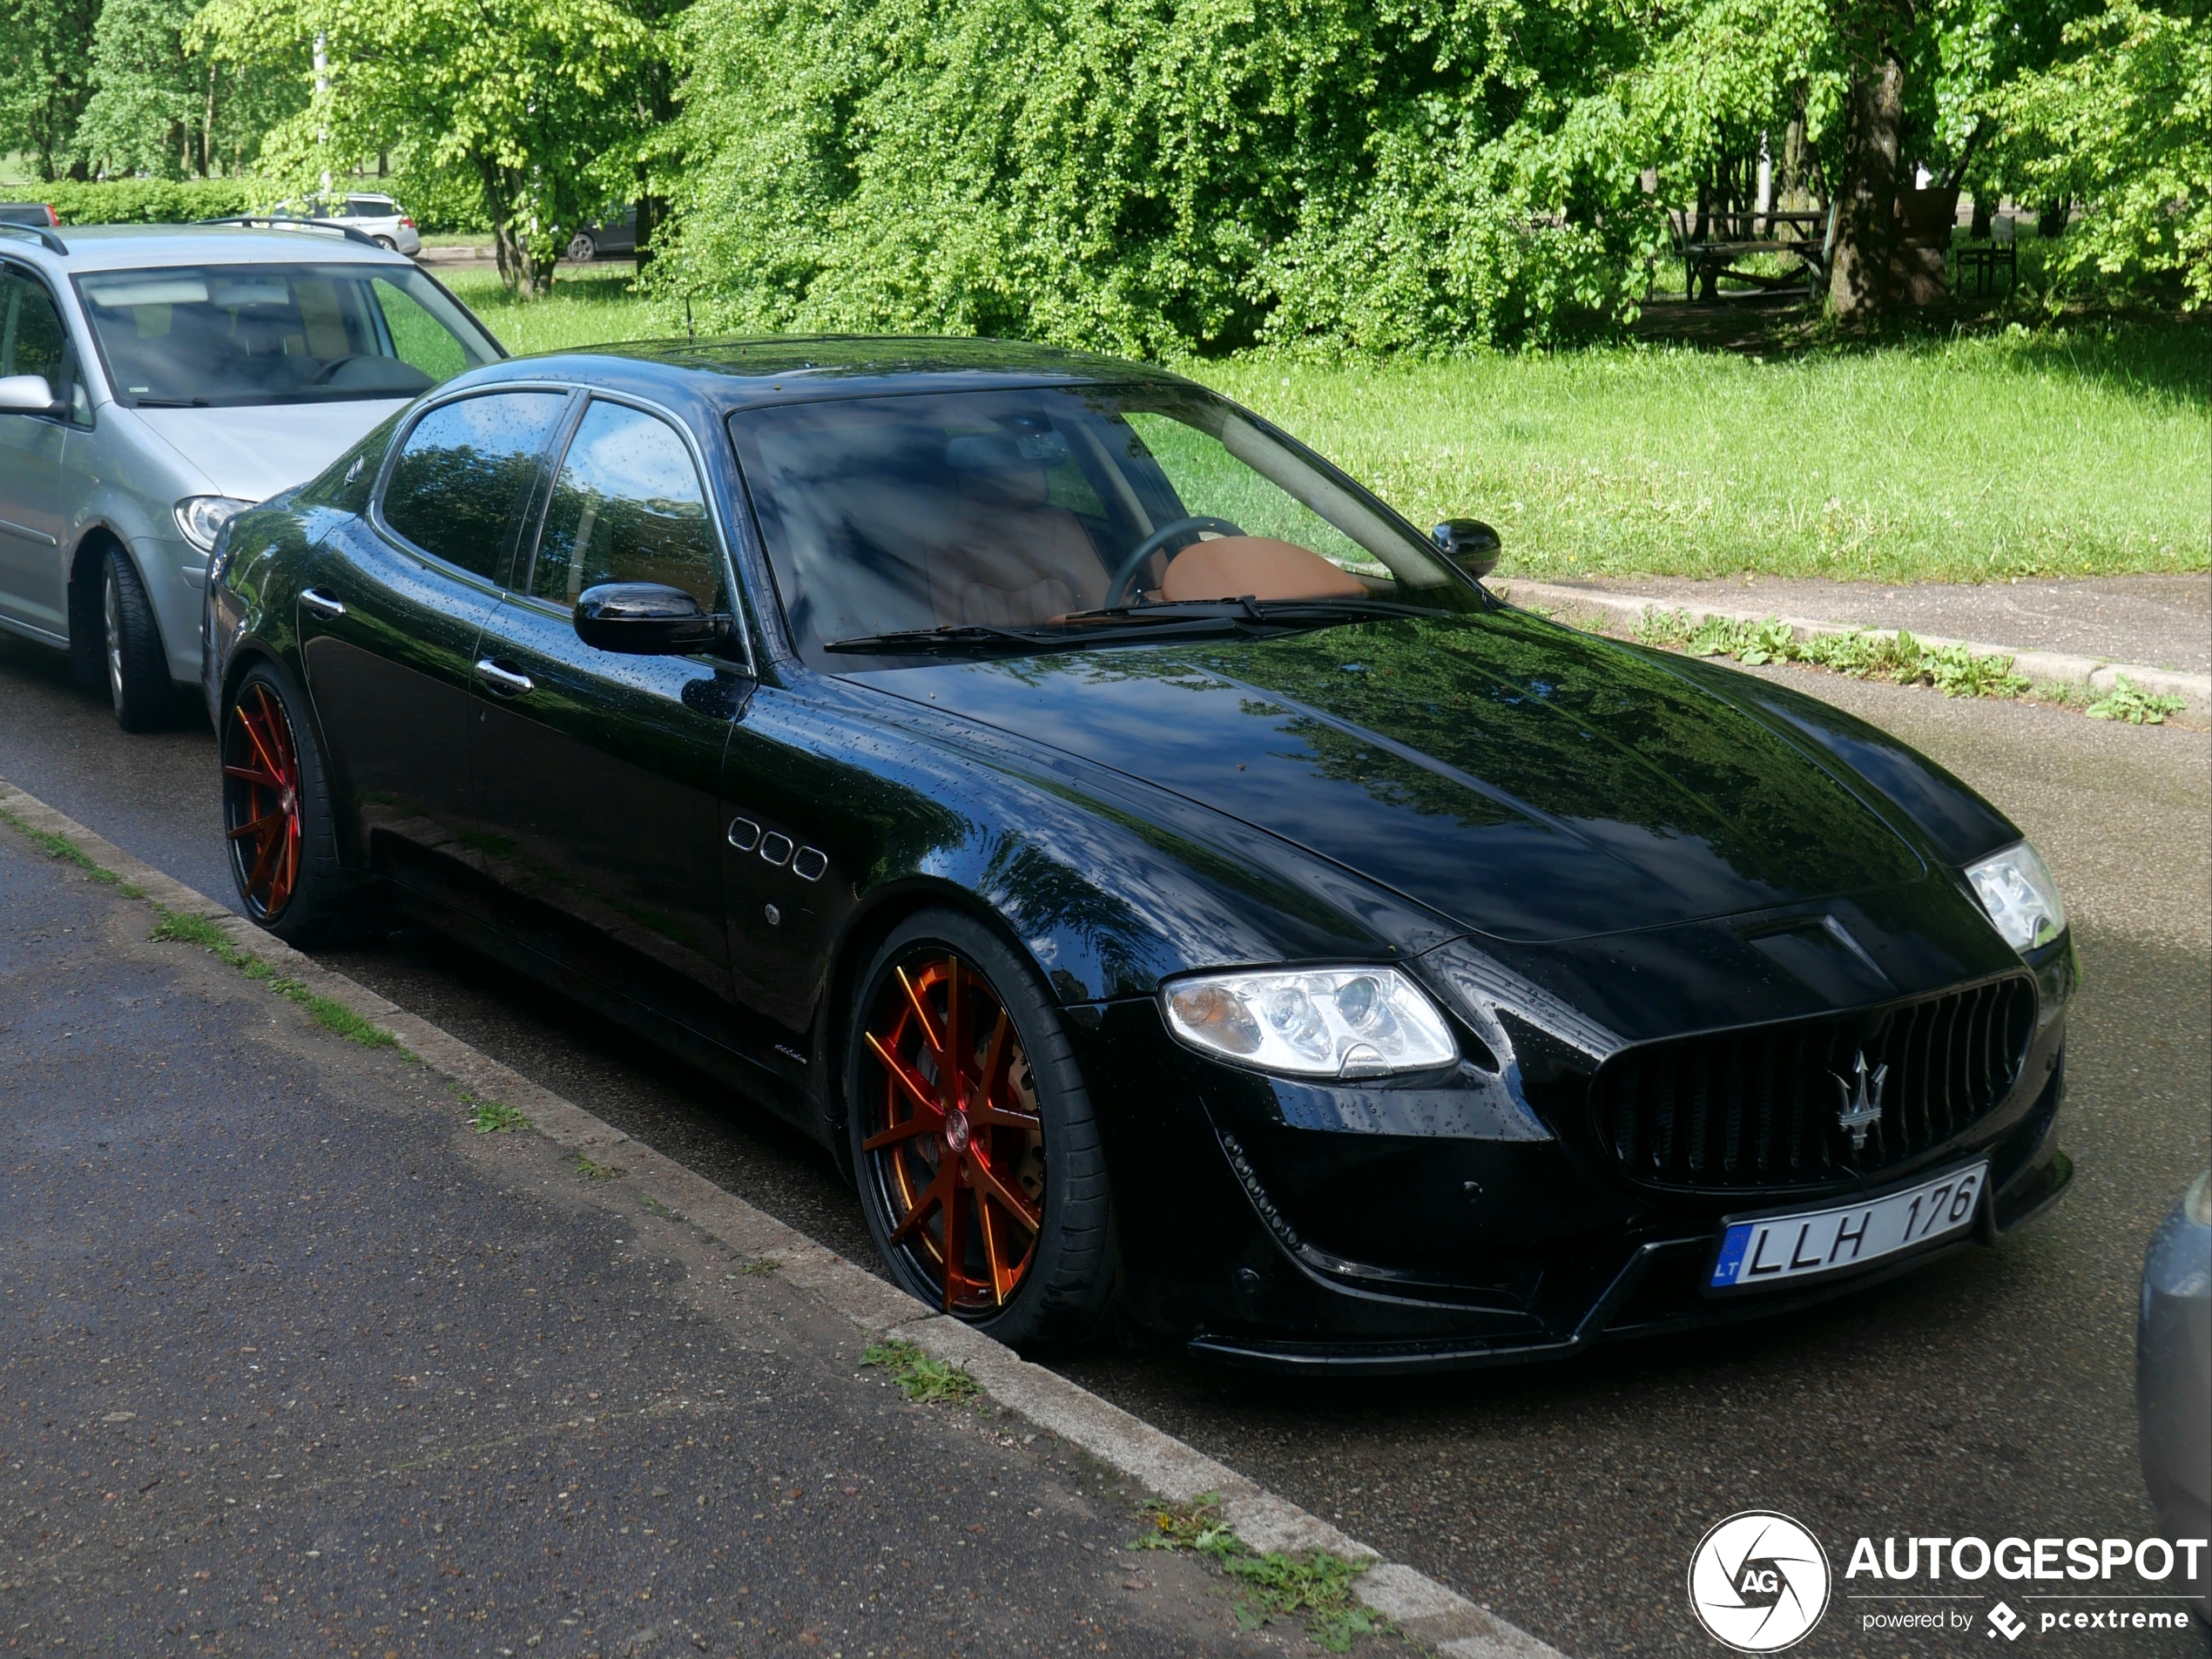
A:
[
  {"left": 381, "top": 390, "right": 566, "bottom": 580},
  {"left": 527, "top": 399, "right": 724, "bottom": 610}
]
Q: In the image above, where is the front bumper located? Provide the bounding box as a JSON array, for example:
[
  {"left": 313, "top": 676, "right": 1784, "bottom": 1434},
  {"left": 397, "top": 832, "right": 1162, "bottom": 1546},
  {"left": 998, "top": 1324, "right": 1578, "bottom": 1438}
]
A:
[{"left": 1074, "top": 991, "right": 2073, "bottom": 1376}]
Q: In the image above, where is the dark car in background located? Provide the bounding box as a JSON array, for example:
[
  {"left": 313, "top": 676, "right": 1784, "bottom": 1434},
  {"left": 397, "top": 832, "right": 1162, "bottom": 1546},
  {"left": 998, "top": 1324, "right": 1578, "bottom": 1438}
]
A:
[
  {"left": 565, "top": 206, "right": 637, "bottom": 263},
  {"left": 201, "top": 338, "right": 2078, "bottom": 1369}
]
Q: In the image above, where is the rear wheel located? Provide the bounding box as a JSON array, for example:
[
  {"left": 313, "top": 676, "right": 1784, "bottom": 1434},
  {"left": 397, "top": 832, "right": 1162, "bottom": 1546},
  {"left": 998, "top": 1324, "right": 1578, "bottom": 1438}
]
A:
[
  {"left": 102, "top": 549, "right": 172, "bottom": 732},
  {"left": 846, "top": 910, "right": 1116, "bottom": 1348},
  {"left": 566, "top": 232, "right": 597, "bottom": 263},
  {"left": 221, "top": 661, "right": 346, "bottom": 942},
  {"left": 373, "top": 235, "right": 397, "bottom": 251}
]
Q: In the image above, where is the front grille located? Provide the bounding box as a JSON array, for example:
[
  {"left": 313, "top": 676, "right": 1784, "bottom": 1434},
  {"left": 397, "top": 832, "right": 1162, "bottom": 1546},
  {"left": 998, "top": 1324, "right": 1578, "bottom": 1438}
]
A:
[{"left": 1591, "top": 977, "right": 2037, "bottom": 1191}]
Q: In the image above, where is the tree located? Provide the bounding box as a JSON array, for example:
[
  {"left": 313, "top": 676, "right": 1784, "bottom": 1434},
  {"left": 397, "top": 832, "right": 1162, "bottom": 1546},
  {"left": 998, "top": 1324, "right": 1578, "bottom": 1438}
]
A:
[
  {"left": 78, "top": 0, "right": 204, "bottom": 177},
  {"left": 1984, "top": 0, "right": 2211, "bottom": 307},
  {"left": 199, "top": 0, "right": 665, "bottom": 293},
  {"left": 0, "top": 0, "right": 102, "bottom": 180}
]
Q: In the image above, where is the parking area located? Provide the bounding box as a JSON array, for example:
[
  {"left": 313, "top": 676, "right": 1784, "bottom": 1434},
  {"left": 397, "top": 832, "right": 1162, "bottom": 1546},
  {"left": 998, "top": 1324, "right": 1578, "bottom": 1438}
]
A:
[{"left": 2, "top": 629, "right": 2206, "bottom": 1655}]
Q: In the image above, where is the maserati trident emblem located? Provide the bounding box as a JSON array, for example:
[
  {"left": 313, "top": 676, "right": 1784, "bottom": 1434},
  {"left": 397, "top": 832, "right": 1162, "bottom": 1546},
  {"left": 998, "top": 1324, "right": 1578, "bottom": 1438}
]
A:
[{"left": 1833, "top": 1051, "right": 1887, "bottom": 1151}]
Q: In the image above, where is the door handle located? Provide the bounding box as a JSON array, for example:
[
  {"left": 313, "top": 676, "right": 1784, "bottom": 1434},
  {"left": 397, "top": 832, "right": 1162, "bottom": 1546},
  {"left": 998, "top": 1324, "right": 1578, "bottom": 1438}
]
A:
[
  {"left": 474, "top": 658, "right": 534, "bottom": 696},
  {"left": 298, "top": 587, "right": 347, "bottom": 618}
]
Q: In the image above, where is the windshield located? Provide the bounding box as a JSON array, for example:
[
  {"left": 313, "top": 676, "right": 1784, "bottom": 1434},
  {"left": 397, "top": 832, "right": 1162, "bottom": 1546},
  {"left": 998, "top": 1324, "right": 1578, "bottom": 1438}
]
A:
[
  {"left": 728, "top": 385, "right": 1479, "bottom": 665},
  {"left": 75, "top": 262, "right": 500, "bottom": 408}
]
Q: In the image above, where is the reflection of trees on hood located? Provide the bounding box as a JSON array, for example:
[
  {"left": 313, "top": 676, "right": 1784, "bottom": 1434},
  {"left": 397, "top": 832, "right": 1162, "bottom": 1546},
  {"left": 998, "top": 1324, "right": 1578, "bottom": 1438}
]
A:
[{"left": 1171, "top": 614, "right": 1912, "bottom": 894}]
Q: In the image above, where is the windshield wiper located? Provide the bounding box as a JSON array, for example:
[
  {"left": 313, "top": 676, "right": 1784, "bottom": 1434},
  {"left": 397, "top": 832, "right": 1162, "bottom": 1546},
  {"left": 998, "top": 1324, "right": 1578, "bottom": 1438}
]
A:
[
  {"left": 825, "top": 615, "right": 1241, "bottom": 655},
  {"left": 1062, "top": 597, "right": 1451, "bottom": 627},
  {"left": 131, "top": 396, "right": 211, "bottom": 408}
]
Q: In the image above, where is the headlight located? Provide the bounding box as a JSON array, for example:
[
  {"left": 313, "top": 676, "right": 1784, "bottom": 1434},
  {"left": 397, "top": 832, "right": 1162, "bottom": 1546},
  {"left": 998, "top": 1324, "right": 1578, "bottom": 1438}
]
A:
[
  {"left": 174, "top": 496, "right": 256, "bottom": 554},
  {"left": 1965, "top": 840, "right": 2067, "bottom": 954},
  {"left": 1162, "top": 967, "right": 1458, "bottom": 1079}
]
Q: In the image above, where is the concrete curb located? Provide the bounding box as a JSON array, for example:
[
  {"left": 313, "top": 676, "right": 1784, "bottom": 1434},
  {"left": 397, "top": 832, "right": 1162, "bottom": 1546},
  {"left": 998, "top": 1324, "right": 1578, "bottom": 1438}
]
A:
[
  {"left": 0, "top": 778, "right": 1568, "bottom": 1659},
  {"left": 1494, "top": 577, "right": 2211, "bottom": 722}
]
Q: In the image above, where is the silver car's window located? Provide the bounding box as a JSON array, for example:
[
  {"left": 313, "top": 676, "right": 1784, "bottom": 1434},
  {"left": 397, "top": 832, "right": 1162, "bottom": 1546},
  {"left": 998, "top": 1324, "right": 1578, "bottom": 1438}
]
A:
[
  {"left": 529, "top": 400, "right": 725, "bottom": 612},
  {"left": 74, "top": 261, "right": 497, "bottom": 408},
  {"left": 0, "top": 271, "right": 86, "bottom": 425},
  {"left": 381, "top": 391, "right": 566, "bottom": 581}
]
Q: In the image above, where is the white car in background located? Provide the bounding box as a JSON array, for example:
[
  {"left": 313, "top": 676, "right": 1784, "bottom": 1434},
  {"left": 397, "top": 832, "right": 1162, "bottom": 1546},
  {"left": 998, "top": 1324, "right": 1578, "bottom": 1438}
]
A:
[{"left": 302, "top": 192, "right": 423, "bottom": 256}]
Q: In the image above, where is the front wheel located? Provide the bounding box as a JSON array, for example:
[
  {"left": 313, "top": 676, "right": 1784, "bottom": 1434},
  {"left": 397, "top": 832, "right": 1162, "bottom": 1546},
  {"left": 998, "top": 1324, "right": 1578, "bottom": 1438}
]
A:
[
  {"left": 846, "top": 910, "right": 1116, "bottom": 1348},
  {"left": 566, "top": 233, "right": 596, "bottom": 263},
  {"left": 221, "top": 661, "right": 347, "bottom": 942},
  {"left": 102, "top": 549, "right": 172, "bottom": 732}
]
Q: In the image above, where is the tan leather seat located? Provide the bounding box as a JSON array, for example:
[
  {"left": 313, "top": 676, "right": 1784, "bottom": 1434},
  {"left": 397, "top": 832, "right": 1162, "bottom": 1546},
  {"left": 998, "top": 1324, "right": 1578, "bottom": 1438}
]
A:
[
  {"left": 1159, "top": 536, "right": 1367, "bottom": 603},
  {"left": 927, "top": 463, "right": 1103, "bottom": 625}
]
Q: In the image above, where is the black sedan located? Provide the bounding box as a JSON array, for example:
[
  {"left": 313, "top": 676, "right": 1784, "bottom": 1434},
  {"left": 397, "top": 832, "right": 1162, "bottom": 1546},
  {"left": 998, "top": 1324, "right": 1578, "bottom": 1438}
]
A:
[{"left": 202, "top": 340, "right": 2077, "bottom": 1371}]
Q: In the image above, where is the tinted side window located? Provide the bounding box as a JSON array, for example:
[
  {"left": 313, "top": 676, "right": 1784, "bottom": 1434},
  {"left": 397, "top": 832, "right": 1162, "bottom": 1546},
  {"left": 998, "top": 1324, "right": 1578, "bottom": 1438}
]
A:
[
  {"left": 381, "top": 391, "right": 565, "bottom": 580},
  {"left": 299, "top": 408, "right": 406, "bottom": 512},
  {"left": 528, "top": 400, "right": 724, "bottom": 610},
  {"left": 2, "top": 271, "right": 72, "bottom": 396}
]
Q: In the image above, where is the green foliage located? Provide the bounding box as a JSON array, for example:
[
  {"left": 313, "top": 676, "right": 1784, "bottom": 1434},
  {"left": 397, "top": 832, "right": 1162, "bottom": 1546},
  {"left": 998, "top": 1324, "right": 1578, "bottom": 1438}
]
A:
[
  {"left": 42, "top": 173, "right": 258, "bottom": 220},
  {"left": 860, "top": 1339, "right": 980, "bottom": 1403},
  {"left": 78, "top": 0, "right": 201, "bottom": 178},
  {"left": 199, "top": 0, "right": 666, "bottom": 294},
  {"left": 2085, "top": 673, "right": 2188, "bottom": 723},
  {"left": 1983, "top": 0, "right": 2212, "bottom": 310},
  {"left": 466, "top": 1096, "right": 533, "bottom": 1133},
  {"left": 1135, "top": 1494, "right": 1382, "bottom": 1652},
  {"left": 1636, "top": 609, "right": 2034, "bottom": 697},
  {"left": 655, "top": 0, "right": 1667, "bottom": 354},
  {"left": 0, "top": 0, "right": 101, "bottom": 181}
]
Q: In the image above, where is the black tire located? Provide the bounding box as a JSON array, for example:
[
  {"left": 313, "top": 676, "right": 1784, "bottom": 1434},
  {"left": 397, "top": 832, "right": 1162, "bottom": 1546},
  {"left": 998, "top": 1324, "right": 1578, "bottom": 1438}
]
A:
[
  {"left": 102, "top": 548, "right": 172, "bottom": 732},
  {"left": 846, "top": 909, "right": 1116, "bottom": 1349},
  {"left": 221, "top": 659, "right": 347, "bottom": 944},
  {"left": 373, "top": 235, "right": 397, "bottom": 251}
]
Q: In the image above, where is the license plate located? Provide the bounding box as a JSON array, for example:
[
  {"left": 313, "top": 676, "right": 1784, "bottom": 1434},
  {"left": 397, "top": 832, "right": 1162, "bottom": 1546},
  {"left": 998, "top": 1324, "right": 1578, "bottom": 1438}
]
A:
[{"left": 1708, "top": 1161, "right": 1988, "bottom": 1291}]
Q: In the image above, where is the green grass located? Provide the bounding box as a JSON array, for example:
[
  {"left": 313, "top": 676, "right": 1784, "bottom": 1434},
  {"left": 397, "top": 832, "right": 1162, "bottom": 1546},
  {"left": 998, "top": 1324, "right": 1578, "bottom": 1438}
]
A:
[
  {"left": 860, "top": 1338, "right": 981, "bottom": 1404},
  {"left": 145, "top": 907, "right": 399, "bottom": 1049},
  {"left": 446, "top": 267, "right": 2208, "bottom": 583},
  {"left": 1634, "top": 609, "right": 2033, "bottom": 697},
  {"left": 1136, "top": 1495, "right": 1385, "bottom": 1652},
  {"left": 2086, "top": 675, "right": 2189, "bottom": 725},
  {"left": 465, "top": 1096, "right": 533, "bottom": 1134}
]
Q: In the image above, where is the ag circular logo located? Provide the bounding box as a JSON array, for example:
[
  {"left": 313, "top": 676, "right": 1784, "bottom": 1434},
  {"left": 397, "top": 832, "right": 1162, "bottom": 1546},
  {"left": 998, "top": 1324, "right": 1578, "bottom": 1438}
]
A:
[{"left": 1687, "top": 1510, "right": 1831, "bottom": 1652}]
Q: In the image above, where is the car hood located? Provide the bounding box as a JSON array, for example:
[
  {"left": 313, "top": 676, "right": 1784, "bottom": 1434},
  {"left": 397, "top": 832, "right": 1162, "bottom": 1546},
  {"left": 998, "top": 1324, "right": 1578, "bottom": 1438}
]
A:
[
  {"left": 132, "top": 400, "right": 408, "bottom": 502},
  {"left": 846, "top": 611, "right": 1927, "bottom": 944}
]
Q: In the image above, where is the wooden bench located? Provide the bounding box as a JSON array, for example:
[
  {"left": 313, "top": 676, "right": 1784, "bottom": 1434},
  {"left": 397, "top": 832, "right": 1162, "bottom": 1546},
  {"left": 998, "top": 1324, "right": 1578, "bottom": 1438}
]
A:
[{"left": 1672, "top": 206, "right": 1836, "bottom": 302}]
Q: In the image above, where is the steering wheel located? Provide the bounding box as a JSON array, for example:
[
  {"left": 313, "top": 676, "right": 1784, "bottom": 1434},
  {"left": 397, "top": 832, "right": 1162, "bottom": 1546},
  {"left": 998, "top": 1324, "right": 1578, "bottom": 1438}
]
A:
[
  {"left": 1104, "top": 516, "right": 1246, "bottom": 607},
  {"left": 307, "top": 354, "right": 372, "bottom": 385}
]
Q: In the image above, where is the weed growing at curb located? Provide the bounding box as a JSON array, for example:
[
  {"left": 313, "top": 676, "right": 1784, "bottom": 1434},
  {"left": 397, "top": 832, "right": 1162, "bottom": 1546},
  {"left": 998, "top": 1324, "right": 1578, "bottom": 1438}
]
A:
[
  {"left": 574, "top": 1155, "right": 624, "bottom": 1180},
  {"left": 0, "top": 808, "right": 144, "bottom": 896},
  {"left": 147, "top": 908, "right": 398, "bottom": 1049},
  {"left": 2086, "top": 675, "right": 2188, "bottom": 725},
  {"left": 735, "top": 1257, "right": 782, "bottom": 1276},
  {"left": 1135, "top": 1494, "right": 1385, "bottom": 1652},
  {"left": 1635, "top": 609, "right": 2032, "bottom": 698},
  {"left": 861, "top": 1338, "right": 980, "bottom": 1404},
  {"left": 466, "top": 1096, "right": 532, "bottom": 1134}
]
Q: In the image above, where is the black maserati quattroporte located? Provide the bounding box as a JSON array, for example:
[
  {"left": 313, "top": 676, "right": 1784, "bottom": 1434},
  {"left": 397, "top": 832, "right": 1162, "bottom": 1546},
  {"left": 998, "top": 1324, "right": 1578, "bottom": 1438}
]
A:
[{"left": 203, "top": 340, "right": 2076, "bottom": 1371}]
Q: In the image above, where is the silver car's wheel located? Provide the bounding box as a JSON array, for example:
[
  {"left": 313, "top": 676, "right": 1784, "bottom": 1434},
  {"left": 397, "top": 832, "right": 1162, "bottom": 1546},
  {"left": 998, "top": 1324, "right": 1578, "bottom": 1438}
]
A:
[
  {"left": 99, "top": 548, "right": 172, "bottom": 732},
  {"left": 374, "top": 235, "right": 397, "bottom": 251},
  {"left": 566, "top": 233, "right": 596, "bottom": 263}
]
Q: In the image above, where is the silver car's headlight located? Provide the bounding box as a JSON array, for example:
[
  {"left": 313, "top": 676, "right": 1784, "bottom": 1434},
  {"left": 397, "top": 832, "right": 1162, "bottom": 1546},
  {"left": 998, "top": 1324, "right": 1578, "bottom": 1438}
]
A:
[
  {"left": 1162, "top": 967, "right": 1458, "bottom": 1079},
  {"left": 174, "top": 496, "right": 256, "bottom": 554},
  {"left": 1965, "top": 840, "right": 2067, "bottom": 954}
]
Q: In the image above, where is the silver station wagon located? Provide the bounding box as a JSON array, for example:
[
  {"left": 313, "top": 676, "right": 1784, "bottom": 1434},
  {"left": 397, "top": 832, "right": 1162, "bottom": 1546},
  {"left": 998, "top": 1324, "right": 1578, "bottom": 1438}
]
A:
[{"left": 0, "top": 220, "right": 502, "bottom": 728}]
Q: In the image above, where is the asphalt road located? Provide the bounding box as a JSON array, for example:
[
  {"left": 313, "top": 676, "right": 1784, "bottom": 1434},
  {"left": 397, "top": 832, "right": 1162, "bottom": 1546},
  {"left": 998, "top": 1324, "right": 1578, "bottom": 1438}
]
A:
[
  {"left": 3, "top": 628, "right": 2207, "bottom": 1656},
  {"left": 2, "top": 822, "right": 1363, "bottom": 1659}
]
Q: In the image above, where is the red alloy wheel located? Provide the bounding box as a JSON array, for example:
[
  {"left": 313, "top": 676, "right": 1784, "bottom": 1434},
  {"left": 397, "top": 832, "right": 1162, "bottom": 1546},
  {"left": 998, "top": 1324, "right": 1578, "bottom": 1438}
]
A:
[
  {"left": 222, "top": 681, "right": 304, "bottom": 920},
  {"left": 860, "top": 953, "right": 1048, "bottom": 1313}
]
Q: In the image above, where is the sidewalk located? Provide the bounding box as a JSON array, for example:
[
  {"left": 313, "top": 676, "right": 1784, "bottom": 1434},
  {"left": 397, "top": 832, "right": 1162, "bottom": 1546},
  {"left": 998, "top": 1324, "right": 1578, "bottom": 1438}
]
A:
[
  {"left": 1506, "top": 574, "right": 2209, "bottom": 676},
  {"left": 0, "top": 830, "right": 1359, "bottom": 1658},
  {"left": 1491, "top": 571, "right": 2210, "bottom": 720}
]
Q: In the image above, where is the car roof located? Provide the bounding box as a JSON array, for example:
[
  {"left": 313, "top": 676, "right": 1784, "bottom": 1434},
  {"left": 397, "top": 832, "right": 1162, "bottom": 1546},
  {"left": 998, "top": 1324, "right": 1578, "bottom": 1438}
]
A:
[
  {"left": 7, "top": 222, "right": 416, "bottom": 273},
  {"left": 463, "top": 335, "right": 1193, "bottom": 414}
]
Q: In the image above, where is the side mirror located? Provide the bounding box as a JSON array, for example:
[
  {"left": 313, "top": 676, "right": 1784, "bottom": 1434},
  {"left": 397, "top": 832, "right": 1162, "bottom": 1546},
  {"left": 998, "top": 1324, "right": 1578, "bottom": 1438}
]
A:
[
  {"left": 1432, "top": 518, "right": 1501, "bottom": 580},
  {"left": 0, "top": 374, "right": 64, "bottom": 417},
  {"left": 574, "top": 582, "right": 731, "bottom": 655}
]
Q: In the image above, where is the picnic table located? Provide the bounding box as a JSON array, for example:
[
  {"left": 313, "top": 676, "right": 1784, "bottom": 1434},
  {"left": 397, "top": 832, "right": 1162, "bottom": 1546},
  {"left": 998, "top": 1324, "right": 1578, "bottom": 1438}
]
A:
[{"left": 1671, "top": 206, "right": 1837, "bottom": 302}]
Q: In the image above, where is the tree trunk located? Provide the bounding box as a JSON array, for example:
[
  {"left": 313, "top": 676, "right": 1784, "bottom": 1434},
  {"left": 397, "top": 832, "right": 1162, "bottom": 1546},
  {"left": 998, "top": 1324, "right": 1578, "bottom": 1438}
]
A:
[
  {"left": 1828, "top": 52, "right": 1905, "bottom": 321},
  {"left": 1781, "top": 104, "right": 1809, "bottom": 212},
  {"left": 1970, "top": 194, "right": 1993, "bottom": 239},
  {"left": 2038, "top": 197, "right": 2070, "bottom": 238}
]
